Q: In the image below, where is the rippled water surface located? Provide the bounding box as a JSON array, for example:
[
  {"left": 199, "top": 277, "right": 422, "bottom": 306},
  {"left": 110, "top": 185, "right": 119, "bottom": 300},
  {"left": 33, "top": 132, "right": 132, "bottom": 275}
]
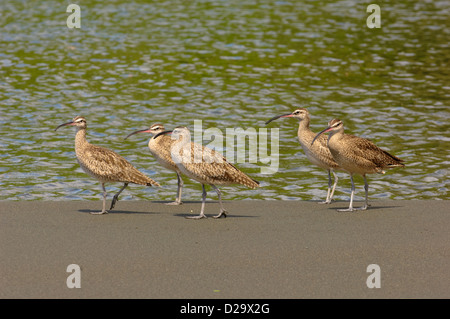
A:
[{"left": 1, "top": 0, "right": 449, "bottom": 202}]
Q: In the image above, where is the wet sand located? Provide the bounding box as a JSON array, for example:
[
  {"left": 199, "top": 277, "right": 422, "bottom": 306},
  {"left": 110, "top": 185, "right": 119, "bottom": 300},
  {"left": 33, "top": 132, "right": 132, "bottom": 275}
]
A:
[{"left": 0, "top": 200, "right": 448, "bottom": 298}]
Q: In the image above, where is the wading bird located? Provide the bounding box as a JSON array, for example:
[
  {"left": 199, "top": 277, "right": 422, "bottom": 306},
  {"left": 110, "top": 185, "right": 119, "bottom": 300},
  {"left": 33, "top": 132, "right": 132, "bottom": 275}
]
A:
[
  {"left": 125, "top": 123, "right": 184, "bottom": 205},
  {"left": 55, "top": 116, "right": 160, "bottom": 214},
  {"left": 155, "top": 126, "right": 260, "bottom": 219},
  {"left": 312, "top": 118, "right": 404, "bottom": 211},
  {"left": 266, "top": 108, "right": 340, "bottom": 204}
]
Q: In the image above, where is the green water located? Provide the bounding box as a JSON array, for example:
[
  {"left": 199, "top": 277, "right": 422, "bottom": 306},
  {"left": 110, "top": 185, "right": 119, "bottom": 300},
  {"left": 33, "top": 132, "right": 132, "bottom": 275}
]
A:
[{"left": 1, "top": 0, "right": 449, "bottom": 202}]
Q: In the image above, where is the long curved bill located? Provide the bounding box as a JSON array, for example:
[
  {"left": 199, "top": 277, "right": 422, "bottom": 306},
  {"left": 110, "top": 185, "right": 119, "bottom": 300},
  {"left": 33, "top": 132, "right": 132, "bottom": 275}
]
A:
[
  {"left": 311, "top": 126, "right": 332, "bottom": 146},
  {"left": 153, "top": 130, "right": 173, "bottom": 139},
  {"left": 265, "top": 113, "right": 293, "bottom": 125},
  {"left": 124, "top": 128, "right": 152, "bottom": 140},
  {"left": 54, "top": 121, "right": 74, "bottom": 131}
]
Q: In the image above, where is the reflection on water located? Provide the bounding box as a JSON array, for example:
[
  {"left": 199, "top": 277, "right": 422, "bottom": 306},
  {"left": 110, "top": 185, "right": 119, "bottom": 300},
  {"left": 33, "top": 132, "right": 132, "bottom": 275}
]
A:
[{"left": 0, "top": 0, "right": 449, "bottom": 201}]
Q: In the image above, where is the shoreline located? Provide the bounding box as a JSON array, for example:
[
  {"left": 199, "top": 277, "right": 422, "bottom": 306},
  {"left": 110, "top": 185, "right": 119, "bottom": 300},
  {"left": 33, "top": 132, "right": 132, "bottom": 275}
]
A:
[{"left": 1, "top": 200, "right": 448, "bottom": 298}]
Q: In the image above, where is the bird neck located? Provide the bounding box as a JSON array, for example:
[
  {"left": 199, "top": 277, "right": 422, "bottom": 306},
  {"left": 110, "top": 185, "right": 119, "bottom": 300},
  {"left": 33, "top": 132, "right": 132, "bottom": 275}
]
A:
[
  {"left": 75, "top": 127, "right": 89, "bottom": 151},
  {"left": 169, "top": 134, "right": 191, "bottom": 164},
  {"left": 328, "top": 128, "right": 344, "bottom": 144},
  {"left": 177, "top": 134, "right": 190, "bottom": 146},
  {"left": 148, "top": 134, "right": 164, "bottom": 152},
  {"left": 297, "top": 117, "right": 310, "bottom": 131},
  {"left": 297, "top": 117, "right": 312, "bottom": 141}
]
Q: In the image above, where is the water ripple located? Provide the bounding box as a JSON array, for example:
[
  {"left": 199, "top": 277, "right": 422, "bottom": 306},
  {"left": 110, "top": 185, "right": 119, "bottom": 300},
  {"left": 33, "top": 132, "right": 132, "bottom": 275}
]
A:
[{"left": 0, "top": 0, "right": 448, "bottom": 201}]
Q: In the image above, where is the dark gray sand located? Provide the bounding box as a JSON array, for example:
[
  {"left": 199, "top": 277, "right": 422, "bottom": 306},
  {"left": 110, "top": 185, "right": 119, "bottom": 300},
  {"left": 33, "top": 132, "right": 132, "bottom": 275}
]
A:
[{"left": 0, "top": 200, "right": 448, "bottom": 298}]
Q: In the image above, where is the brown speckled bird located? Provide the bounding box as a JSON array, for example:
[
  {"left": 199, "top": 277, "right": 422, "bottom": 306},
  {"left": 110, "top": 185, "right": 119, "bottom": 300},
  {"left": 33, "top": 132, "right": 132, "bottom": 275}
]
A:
[
  {"left": 266, "top": 108, "right": 341, "bottom": 204},
  {"left": 155, "top": 126, "right": 260, "bottom": 219},
  {"left": 55, "top": 116, "right": 160, "bottom": 214},
  {"left": 125, "top": 123, "right": 185, "bottom": 205},
  {"left": 312, "top": 118, "right": 405, "bottom": 211}
]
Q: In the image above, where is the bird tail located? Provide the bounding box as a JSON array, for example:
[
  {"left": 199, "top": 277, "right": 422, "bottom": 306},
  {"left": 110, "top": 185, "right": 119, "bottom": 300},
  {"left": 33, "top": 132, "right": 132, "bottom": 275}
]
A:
[
  {"left": 129, "top": 170, "right": 160, "bottom": 187},
  {"left": 387, "top": 162, "right": 405, "bottom": 168},
  {"left": 238, "top": 175, "right": 260, "bottom": 189},
  {"left": 226, "top": 163, "right": 260, "bottom": 189},
  {"left": 382, "top": 149, "right": 405, "bottom": 169},
  {"left": 251, "top": 178, "right": 260, "bottom": 188},
  {"left": 146, "top": 179, "right": 161, "bottom": 187}
]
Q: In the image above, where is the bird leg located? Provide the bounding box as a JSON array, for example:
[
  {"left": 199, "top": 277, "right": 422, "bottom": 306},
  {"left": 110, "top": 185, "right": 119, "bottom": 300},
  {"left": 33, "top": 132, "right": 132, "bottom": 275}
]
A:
[
  {"left": 186, "top": 184, "right": 207, "bottom": 219},
  {"left": 110, "top": 183, "right": 128, "bottom": 210},
  {"left": 358, "top": 176, "right": 369, "bottom": 210},
  {"left": 338, "top": 174, "right": 356, "bottom": 212},
  {"left": 329, "top": 169, "right": 338, "bottom": 202},
  {"left": 91, "top": 183, "right": 108, "bottom": 215},
  {"left": 352, "top": 176, "right": 370, "bottom": 211},
  {"left": 166, "top": 172, "right": 183, "bottom": 205},
  {"left": 319, "top": 169, "right": 338, "bottom": 204},
  {"left": 212, "top": 185, "right": 227, "bottom": 219}
]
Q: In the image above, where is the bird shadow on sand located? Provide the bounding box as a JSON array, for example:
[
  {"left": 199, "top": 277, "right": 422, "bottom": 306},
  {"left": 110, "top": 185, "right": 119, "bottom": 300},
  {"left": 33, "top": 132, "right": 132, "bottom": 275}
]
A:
[
  {"left": 325, "top": 202, "right": 402, "bottom": 211},
  {"left": 78, "top": 209, "right": 160, "bottom": 215},
  {"left": 173, "top": 212, "right": 258, "bottom": 219},
  {"left": 151, "top": 200, "right": 218, "bottom": 205},
  {"left": 152, "top": 200, "right": 259, "bottom": 218}
]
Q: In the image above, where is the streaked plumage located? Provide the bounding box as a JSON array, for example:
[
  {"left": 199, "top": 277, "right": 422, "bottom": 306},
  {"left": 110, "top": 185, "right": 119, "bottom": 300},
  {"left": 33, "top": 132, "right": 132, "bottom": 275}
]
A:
[
  {"left": 55, "top": 116, "right": 160, "bottom": 214},
  {"left": 125, "top": 123, "right": 185, "bottom": 205},
  {"left": 156, "top": 126, "right": 259, "bottom": 219},
  {"left": 266, "top": 108, "right": 340, "bottom": 203},
  {"left": 312, "top": 118, "right": 405, "bottom": 211}
]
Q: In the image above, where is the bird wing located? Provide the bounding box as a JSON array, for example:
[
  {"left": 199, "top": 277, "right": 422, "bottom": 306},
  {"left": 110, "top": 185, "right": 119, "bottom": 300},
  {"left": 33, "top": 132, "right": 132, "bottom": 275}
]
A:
[
  {"left": 83, "top": 144, "right": 159, "bottom": 186},
  {"left": 180, "top": 142, "right": 259, "bottom": 188},
  {"left": 345, "top": 134, "right": 404, "bottom": 168}
]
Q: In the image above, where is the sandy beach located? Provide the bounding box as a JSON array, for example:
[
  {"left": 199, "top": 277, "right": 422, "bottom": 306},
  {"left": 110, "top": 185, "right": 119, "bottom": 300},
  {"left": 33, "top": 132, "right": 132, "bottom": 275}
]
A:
[{"left": 0, "top": 200, "right": 448, "bottom": 299}]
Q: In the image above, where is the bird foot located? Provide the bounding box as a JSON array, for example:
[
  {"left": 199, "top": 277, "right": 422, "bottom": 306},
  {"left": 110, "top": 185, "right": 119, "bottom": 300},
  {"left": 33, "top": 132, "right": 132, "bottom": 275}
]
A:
[
  {"left": 318, "top": 200, "right": 333, "bottom": 205},
  {"left": 337, "top": 207, "right": 355, "bottom": 212},
  {"left": 186, "top": 214, "right": 207, "bottom": 220},
  {"left": 165, "top": 201, "right": 183, "bottom": 206},
  {"left": 185, "top": 209, "right": 207, "bottom": 219},
  {"left": 90, "top": 210, "right": 108, "bottom": 215},
  {"left": 337, "top": 205, "right": 368, "bottom": 212},
  {"left": 213, "top": 210, "right": 227, "bottom": 219}
]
